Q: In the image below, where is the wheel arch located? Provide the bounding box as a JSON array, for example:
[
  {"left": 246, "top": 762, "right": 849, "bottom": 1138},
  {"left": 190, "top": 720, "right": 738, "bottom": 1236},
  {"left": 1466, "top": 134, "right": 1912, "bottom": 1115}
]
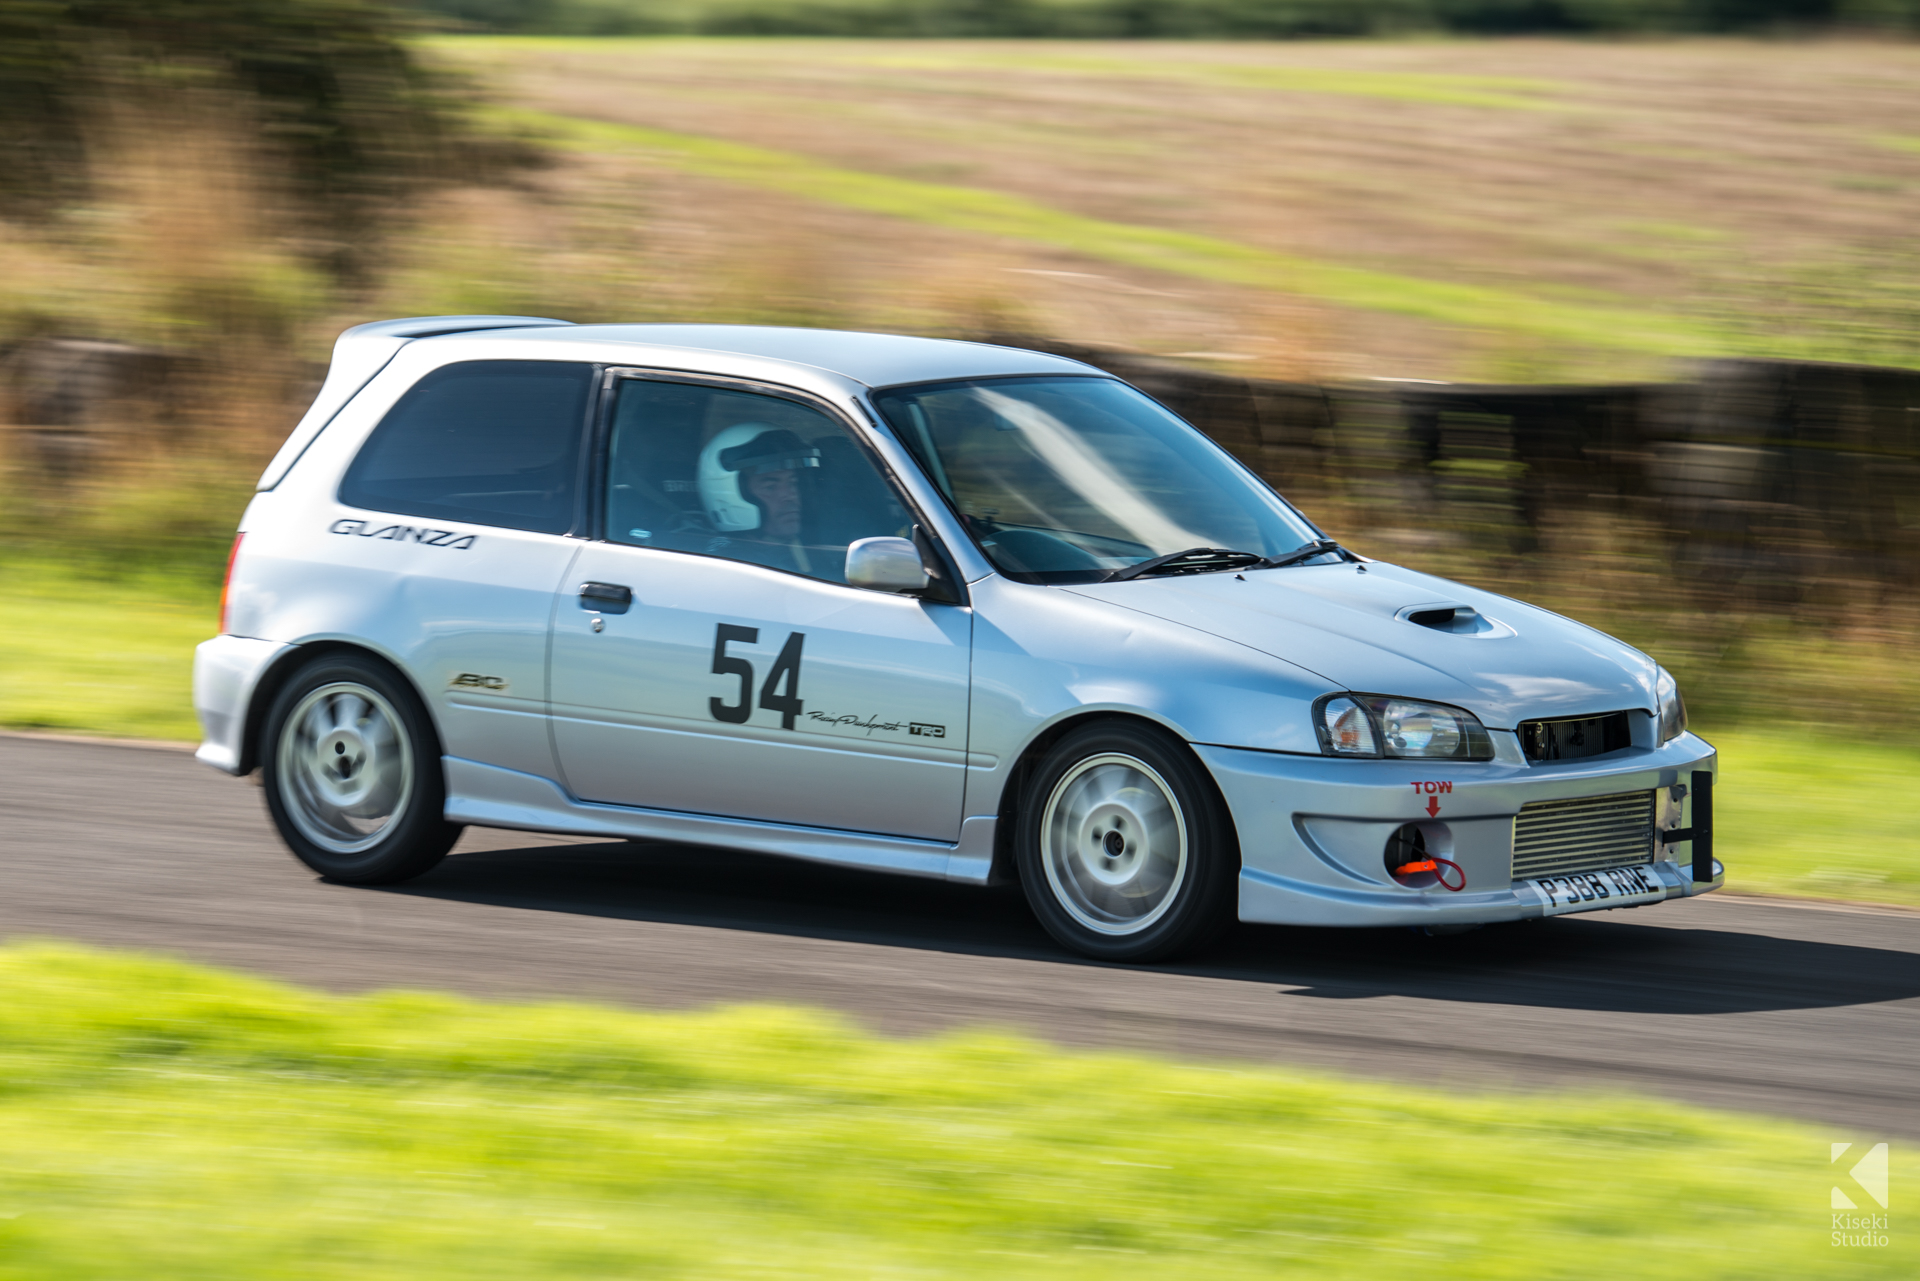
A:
[
  {"left": 238, "top": 639, "right": 441, "bottom": 776},
  {"left": 987, "top": 708, "right": 1242, "bottom": 887}
]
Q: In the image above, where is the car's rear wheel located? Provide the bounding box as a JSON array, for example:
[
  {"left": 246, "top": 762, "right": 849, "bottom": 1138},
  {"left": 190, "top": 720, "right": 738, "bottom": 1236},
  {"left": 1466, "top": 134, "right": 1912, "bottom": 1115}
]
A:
[
  {"left": 261, "top": 652, "right": 460, "bottom": 884},
  {"left": 1015, "top": 721, "right": 1237, "bottom": 962}
]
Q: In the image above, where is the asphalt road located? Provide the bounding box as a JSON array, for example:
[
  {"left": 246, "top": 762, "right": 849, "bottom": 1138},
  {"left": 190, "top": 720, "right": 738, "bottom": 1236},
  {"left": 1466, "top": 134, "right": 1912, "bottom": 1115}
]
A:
[{"left": 6, "top": 733, "right": 1917, "bottom": 1137}]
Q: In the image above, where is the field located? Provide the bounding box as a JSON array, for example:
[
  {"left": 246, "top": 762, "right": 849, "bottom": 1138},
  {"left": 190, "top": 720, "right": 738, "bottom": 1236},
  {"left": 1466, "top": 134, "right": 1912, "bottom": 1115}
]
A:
[
  {"left": 410, "top": 36, "right": 1920, "bottom": 383},
  {"left": 0, "top": 940, "right": 1912, "bottom": 1278}
]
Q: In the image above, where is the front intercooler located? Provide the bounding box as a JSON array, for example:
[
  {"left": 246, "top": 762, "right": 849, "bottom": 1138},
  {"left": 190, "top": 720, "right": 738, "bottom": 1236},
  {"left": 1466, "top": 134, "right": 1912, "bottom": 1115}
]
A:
[{"left": 1511, "top": 790, "right": 1656, "bottom": 880}]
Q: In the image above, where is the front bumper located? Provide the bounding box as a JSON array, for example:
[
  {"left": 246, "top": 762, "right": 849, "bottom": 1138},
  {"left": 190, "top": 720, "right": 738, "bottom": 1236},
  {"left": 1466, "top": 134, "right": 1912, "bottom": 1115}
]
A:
[
  {"left": 1199, "top": 730, "right": 1720, "bottom": 928},
  {"left": 192, "top": 634, "right": 293, "bottom": 774}
]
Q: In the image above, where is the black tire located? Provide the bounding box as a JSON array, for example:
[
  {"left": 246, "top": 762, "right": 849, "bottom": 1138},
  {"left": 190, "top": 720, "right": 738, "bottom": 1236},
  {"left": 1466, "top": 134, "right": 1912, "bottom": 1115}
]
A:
[
  {"left": 260, "top": 650, "right": 460, "bottom": 884},
  {"left": 1015, "top": 721, "right": 1237, "bottom": 962}
]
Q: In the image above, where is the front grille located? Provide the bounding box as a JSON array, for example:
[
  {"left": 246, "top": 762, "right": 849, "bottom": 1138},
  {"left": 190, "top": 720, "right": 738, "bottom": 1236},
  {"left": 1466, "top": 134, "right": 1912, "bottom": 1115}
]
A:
[
  {"left": 1518, "top": 710, "right": 1632, "bottom": 763},
  {"left": 1511, "top": 790, "right": 1655, "bottom": 880}
]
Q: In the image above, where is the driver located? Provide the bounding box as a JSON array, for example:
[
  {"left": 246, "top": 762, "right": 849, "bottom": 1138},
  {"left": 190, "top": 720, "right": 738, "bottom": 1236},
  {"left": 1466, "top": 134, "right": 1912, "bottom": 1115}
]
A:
[{"left": 695, "top": 424, "right": 821, "bottom": 573}]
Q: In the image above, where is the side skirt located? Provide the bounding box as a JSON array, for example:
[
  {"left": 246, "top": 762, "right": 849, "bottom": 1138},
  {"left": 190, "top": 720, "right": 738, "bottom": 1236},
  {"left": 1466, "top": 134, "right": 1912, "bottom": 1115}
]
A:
[{"left": 443, "top": 757, "right": 996, "bottom": 886}]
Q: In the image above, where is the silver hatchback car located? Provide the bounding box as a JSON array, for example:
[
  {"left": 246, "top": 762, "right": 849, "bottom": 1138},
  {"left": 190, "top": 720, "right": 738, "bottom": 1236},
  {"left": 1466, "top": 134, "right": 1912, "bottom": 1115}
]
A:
[{"left": 195, "top": 316, "right": 1722, "bottom": 961}]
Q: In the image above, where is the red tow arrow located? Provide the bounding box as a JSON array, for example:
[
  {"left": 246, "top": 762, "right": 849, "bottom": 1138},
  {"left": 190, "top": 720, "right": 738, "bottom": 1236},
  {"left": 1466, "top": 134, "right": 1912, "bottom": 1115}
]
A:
[{"left": 1425, "top": 795, "right": 1442, "bottom": 818}]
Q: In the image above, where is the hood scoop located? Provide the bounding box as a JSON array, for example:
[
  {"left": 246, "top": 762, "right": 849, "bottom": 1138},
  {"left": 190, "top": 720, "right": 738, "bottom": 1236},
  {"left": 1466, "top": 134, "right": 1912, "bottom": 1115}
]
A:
[{"left": 1396, "top": 603, "right": 1511, "bottom": 638}]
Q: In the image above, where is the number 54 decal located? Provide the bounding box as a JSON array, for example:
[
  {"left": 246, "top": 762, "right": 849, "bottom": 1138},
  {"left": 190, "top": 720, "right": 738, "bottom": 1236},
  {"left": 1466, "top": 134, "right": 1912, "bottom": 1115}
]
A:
[{"left": 710, "top": 624, "right": 805, "bottom": 730}]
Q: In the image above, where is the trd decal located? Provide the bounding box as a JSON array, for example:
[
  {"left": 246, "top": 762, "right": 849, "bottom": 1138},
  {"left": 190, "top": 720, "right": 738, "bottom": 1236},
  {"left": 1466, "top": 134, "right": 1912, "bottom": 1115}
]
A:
[
  {"left": 909, "top": 722, "right": 946, "bottom": 738},
  {"left": 330, "top": 518, "right": 475, "bottom": 549},
  {"left": 449, "top": 673, "right": 508, "bottom": 692},
  {"left": 710, "top": 625, "right": 805, "bottom": 731}
]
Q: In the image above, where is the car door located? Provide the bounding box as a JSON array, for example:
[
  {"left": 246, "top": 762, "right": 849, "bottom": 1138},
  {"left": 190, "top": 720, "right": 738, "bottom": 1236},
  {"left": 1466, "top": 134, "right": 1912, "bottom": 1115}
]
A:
[
  {"left": 547, "top": 373, "right": 971, "bottom": 842},
  {"left": 327, "top": 358, "right": 595, "bottom": 780}
]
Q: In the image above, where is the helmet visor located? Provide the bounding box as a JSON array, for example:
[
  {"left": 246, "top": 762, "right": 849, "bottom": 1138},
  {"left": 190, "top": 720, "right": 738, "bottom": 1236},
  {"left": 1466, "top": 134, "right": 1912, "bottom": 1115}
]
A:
[{"left": 720, "top": 429, "right": 820, "bottom": 477}]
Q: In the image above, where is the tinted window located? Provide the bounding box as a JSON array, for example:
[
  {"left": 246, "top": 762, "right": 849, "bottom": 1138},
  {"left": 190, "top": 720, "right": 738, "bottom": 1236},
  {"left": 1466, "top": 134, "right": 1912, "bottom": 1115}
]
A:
[
  {"left": 604, "top": 378, "right": 911, "bottom": 585},
  {"left": 340, "top": 361, "right": 592, "bottom": 535}
]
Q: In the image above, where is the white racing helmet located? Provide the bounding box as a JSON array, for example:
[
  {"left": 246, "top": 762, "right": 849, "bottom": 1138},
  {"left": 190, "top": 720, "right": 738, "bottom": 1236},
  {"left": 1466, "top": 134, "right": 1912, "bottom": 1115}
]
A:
[{"left": 697, "top": 423, "right": 820, "bottom": 532}]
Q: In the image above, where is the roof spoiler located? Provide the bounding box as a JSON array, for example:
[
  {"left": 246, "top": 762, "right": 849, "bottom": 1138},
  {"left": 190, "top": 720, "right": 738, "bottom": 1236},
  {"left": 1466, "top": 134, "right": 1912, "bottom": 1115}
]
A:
[{"left": 255, "top": 315, "right": 574, "bottom": 492}]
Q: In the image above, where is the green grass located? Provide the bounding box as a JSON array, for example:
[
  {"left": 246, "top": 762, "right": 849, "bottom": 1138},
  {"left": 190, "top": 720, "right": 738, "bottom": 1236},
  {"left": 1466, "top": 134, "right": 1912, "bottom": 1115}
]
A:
[
  {"left": 0, "top": 940, "right": 1911, "bottom": 1279},
  {"left": 494, "top": 106, "right": 1731, "bottom": 359},
  {"left": 0, "top": 565, "right": 213, "bottom": 742},
  {"left": 1713, "top": 728, "right": 1920, "bottom": 908}
]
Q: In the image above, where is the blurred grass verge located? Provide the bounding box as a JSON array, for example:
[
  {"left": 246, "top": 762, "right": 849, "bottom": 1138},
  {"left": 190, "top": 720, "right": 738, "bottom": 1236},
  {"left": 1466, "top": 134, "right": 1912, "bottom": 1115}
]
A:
[
  {"left": 1, "top": 939, "right": 1913, "bottom": 1278},
  {"left": 0, "top": 563, "right": 209, "bottom": 742},
  {"left": 1711, "top": 730, "right": 1920, "bottom": 910}
]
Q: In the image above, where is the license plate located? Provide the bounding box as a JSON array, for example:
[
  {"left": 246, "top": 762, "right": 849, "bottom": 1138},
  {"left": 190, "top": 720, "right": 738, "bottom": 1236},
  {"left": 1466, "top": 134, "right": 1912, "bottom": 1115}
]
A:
[{"left": 1524, "top": 865, "right": 1666, "bottom": 916}]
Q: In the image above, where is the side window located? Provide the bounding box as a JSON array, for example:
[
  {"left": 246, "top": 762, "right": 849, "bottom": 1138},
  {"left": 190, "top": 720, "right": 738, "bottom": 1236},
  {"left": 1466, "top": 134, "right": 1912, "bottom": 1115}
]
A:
[
  {"left": 340, "top": 360, "right": 592, "bottom": 535},
  {"left": 605, "top": 378, "right": 911, "bottom": 585}
]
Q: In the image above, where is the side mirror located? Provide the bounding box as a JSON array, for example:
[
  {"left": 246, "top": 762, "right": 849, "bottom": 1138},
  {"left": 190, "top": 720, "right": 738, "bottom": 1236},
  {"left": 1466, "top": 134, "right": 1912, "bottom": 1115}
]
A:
[{"left": 845, "top": 536, "right": 929, "bottom": 593}]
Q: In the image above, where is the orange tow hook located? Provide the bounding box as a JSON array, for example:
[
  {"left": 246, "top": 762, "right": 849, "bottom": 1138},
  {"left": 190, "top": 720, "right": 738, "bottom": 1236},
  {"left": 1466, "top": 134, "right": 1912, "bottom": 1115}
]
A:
[{"left": 1395, "top": 856, "right": 1466, "bottom": 891}]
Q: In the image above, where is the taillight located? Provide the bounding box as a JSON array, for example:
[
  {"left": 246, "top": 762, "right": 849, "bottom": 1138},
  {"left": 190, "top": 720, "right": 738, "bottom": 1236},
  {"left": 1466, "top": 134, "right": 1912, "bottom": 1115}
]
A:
[{"left": 219, "top": 533, "right": 244, "bottom": 634}]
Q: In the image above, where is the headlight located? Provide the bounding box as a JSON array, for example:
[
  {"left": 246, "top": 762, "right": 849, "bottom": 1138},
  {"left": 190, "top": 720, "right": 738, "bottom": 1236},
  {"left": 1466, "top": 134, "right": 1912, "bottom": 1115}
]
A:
[
  {"left": 1314, "top": 694, "right": 1494, "bottom": 761},
  {"left": 1656, "top": 667, "right": 1687, "bottom": 743}
]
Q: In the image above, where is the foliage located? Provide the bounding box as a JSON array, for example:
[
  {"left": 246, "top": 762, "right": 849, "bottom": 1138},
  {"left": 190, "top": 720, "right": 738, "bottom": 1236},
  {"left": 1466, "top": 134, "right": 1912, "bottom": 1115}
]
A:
[
  {"left": 404, "top": 0, "right": 1920, "bottom": 36},
  {"left": 0, "top": 0, "right": 482, "bottom": 276},
  {"left": 1, "top": 940, "right": 1915, "bottom": 1278}
]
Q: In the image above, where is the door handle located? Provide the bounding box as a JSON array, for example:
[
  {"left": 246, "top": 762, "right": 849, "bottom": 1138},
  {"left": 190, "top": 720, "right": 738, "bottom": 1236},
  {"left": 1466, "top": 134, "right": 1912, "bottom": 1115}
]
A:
[{"left": 578, "top": 582, "right": 633, "bottom": 614}]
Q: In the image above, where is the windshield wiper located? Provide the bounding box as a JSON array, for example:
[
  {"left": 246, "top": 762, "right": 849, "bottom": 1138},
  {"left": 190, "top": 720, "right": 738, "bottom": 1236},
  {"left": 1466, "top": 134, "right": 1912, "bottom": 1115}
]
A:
[
  {"left": 1104, "top": 546, "right": 1271, "bottom": 582},
  {"left": 1105, "top": 539, "right": 1349, "bottom": 582},
  {"left": 1261, "top": 538, "right": 1346, "bottom": 569}
]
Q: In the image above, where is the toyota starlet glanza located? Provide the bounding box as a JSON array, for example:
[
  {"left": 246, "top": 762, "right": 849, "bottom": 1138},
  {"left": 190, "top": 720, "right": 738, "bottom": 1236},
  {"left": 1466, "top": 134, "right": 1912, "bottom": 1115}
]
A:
[{"left": 193, "top": 316, "right": 1722, "bottom": 961}]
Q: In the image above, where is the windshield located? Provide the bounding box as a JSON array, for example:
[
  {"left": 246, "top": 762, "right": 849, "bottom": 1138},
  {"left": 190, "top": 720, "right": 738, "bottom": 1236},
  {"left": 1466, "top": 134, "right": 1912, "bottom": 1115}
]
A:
[{"left": 871, "top": 376, "right": 1322, "bottom": 584}]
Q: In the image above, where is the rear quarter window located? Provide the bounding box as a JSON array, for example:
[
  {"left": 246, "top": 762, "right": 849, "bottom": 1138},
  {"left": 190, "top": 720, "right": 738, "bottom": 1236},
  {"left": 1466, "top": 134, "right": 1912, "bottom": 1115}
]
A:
[{"left": 339, "top": 360, "right": 593, "bottom": 535}]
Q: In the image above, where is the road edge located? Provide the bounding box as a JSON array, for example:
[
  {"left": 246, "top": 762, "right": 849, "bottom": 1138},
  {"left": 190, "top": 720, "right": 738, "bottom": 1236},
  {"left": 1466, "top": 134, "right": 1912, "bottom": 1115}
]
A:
[
  {"left": 0, "top": 727, "right": 198, "bottom": 753},
  {"left": 4, "top": 728, "right": 1915, "bottom": 916}
]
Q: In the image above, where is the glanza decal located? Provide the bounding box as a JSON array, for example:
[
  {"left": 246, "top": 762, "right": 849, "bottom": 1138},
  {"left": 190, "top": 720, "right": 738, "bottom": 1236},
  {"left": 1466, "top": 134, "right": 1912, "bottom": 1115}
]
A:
[{"left": 330, "top": 518, "right": 475, "bottom": 549}]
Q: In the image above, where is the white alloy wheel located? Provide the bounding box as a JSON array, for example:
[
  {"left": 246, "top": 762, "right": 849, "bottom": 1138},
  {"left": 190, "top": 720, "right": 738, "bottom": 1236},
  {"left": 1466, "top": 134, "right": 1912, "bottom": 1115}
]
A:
[
  {"left": 1039, "top": 752, "right": 1190, "bottom": 936},
  {"left": 275, "top": 681, "right": 415, "bottom": 855}
]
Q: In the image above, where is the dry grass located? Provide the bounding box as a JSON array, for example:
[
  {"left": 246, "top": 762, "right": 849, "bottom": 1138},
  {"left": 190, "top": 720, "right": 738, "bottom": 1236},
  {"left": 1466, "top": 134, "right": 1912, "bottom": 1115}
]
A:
[
  {"left": 2, "top": 89, "right": 323, "bottom": 349},
  {"left": 425, "top": 36, "right": 1920, "bottom": 382},
  {"left": 0, "top": 91, "right": 333, "bottom": 580}
]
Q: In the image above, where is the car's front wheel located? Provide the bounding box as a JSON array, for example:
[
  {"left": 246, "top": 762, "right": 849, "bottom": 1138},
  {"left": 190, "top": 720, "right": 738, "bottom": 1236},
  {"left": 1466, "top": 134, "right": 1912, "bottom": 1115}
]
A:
[
  {"left": 1015, "top": 721, "right": 1237, "bottom": 962},
  {"left": 261, "top": 652, "right": 460, "bottom": 884}
]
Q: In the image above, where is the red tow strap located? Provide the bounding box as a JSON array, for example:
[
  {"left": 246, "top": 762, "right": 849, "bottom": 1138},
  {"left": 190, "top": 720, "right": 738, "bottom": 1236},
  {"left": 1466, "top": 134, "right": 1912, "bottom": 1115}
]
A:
[{"left": 1394, "top": 857, "right": 1467, "bottom": 892}]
